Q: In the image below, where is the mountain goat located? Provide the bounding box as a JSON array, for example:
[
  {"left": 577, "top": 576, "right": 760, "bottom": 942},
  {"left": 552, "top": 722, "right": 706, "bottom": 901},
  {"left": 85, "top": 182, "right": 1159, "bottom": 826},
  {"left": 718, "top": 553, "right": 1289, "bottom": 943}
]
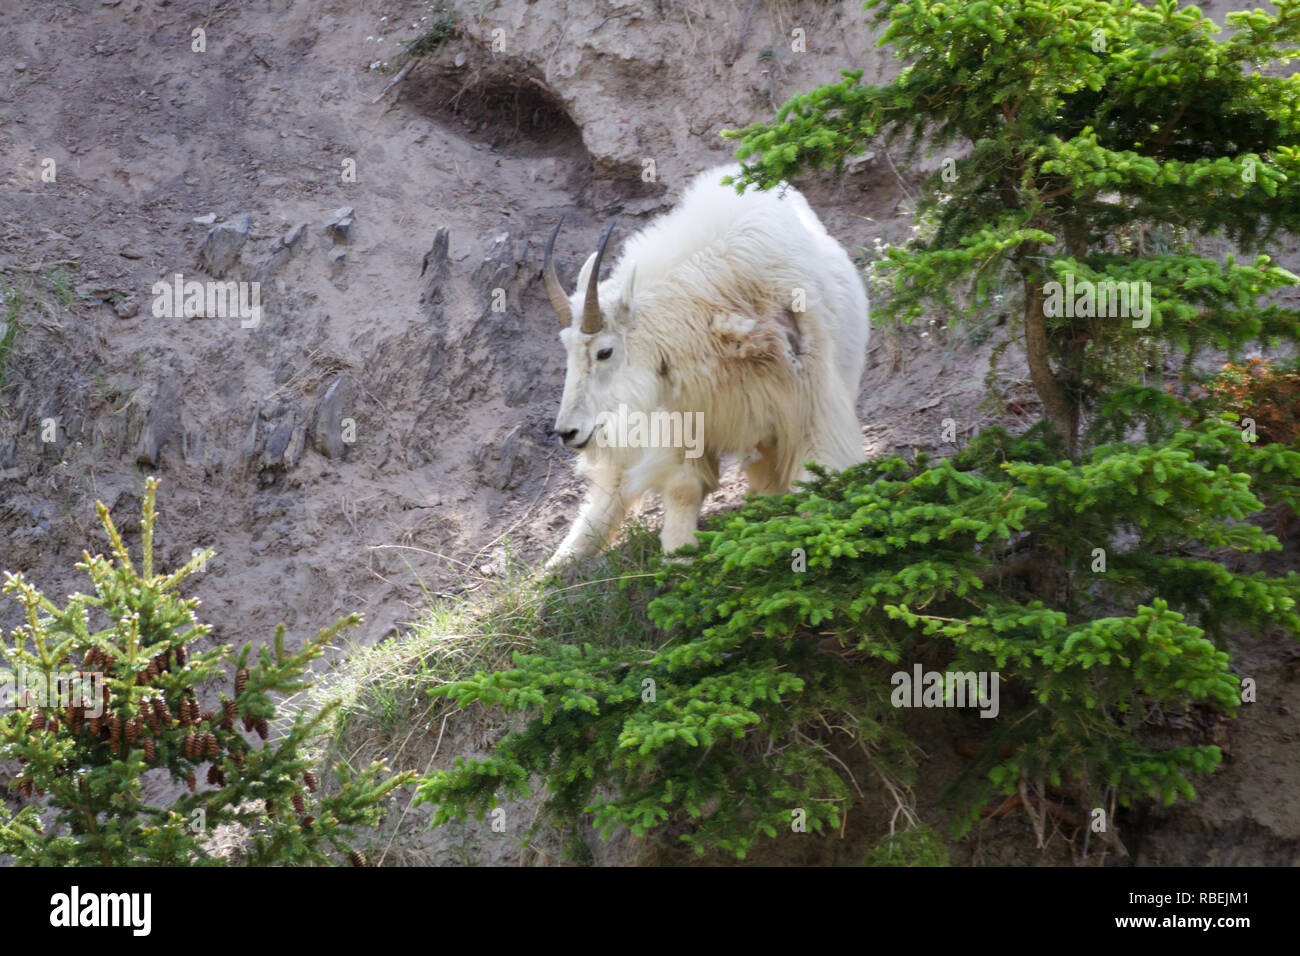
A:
[{"left": 543, "top": 164, "right": 869, "bottom": 568}]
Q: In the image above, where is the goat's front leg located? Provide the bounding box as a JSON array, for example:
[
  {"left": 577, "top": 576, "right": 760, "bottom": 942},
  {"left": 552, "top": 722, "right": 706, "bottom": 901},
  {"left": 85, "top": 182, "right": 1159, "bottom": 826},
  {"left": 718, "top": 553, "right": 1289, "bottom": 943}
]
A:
[
  {"left": 546, "top": 466, "right": 630, "bottom": 569},
  {"left": 659, "top": 466, "right": 706, "bottom": 556}
]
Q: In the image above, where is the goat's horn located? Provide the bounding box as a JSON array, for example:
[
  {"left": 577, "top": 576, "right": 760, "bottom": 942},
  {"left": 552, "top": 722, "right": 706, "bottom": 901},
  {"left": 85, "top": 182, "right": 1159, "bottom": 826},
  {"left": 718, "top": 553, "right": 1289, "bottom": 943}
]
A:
[
  {"left": 543, "top": 217, "right": 572, "bottom": 326},
  {"left": 582, "top": 222, "right": 617, "bottom": 335}
]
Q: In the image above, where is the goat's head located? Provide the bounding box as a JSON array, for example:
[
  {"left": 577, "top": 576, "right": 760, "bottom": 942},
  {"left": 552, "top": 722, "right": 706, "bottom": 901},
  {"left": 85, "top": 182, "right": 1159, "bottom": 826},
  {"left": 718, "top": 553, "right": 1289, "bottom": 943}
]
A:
[{"left": 544, "top": 219, "right": 656, "bottom": 452}]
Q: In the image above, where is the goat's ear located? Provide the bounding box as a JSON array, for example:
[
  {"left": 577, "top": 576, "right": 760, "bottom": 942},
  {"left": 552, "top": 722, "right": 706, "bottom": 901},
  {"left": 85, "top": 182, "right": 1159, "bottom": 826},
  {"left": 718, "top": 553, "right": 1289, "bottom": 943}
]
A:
[{"left": 613, "top": 265, "right": 637, "bottom": 324}]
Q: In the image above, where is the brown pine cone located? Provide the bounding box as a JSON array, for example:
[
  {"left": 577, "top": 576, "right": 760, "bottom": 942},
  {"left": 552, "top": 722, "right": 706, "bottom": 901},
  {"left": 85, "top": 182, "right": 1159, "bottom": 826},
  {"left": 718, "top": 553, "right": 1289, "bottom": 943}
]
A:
[
  {"left": 304, "top": 770, "right": 319, "bottom": 793},
  {"left": 235, "top": 667, "right": 249, "bottom": 697},
  {"left": 292, "top": 793, "right": 306, "bottom": 815},
  {"left": 255, "top": 717, "right": 269, "bottom": 740},
  {"left": 349, "top": 850, "right": 365, "bottom": 868},
  {"left": 221, "top": 699, "right": 236, "bottom": 730},
  {"left": 125, "top": 716, "right": 140, "bottom": 743},
  {"left": 183, "top": 732, "right": 200, "bottom": 760},
  {"left": 143, "top": 737, "right": 157, "bottom": 762},
  {"left": 186, "top": 773, "right": 196, "bottom": 793},
  {"left": 204, "top": 732, "right": 218, "bottom": 758},
  {"left": 30, "top": 712, "right": 46, "bottom": 732}
]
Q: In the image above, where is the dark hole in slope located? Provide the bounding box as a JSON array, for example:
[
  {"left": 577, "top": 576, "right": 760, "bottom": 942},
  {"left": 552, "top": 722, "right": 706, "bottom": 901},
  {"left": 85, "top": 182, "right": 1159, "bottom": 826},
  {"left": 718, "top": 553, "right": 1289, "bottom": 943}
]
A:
[{"left": 405, "top": 63, "right": 587, "bottom": 160}]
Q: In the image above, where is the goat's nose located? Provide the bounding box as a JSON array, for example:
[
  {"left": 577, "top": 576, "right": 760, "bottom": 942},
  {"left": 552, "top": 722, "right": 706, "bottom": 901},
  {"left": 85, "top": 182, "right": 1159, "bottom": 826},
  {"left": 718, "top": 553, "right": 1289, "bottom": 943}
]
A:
[{"left": 556, "top": 428, "right": 579, "bottom": 445}]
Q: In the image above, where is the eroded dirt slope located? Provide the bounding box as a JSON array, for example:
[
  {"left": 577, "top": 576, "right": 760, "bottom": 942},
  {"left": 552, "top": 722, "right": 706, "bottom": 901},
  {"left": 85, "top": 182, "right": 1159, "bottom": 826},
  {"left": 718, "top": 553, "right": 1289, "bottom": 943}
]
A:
[{"left": 0, "top": 0, "right": 1294, "bottom": 865}]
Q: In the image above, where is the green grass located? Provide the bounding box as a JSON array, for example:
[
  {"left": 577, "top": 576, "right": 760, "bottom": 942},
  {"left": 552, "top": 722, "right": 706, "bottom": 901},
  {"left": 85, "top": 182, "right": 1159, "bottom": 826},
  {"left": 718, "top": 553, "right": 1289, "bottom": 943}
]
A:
[
  {"left": 0, "top": 284, "right": 21, "bottom": 391},
  {"left": 406, "top": 6, "right": 458, "bottom": 58},
  {"left": 311, "top": 525, "right": 666, "bottom": 864},
  {"left": 0, "top": 264, "right": 87, "bottom": 395},
  {"left": 862, "top": 823, "right": 949, "bottom": 867},
  {"left": 45, "top": 265, "right": 79, "bottom": 309},
  {"left": 321, "top": 524, "right": 666, "bottom": 776}
]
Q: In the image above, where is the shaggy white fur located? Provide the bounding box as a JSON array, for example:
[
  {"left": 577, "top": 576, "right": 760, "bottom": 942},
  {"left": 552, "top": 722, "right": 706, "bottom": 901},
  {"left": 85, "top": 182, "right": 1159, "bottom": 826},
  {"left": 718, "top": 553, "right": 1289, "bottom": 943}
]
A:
[{"left": 546, "top": 164, "right": 870, "bottom": 566}]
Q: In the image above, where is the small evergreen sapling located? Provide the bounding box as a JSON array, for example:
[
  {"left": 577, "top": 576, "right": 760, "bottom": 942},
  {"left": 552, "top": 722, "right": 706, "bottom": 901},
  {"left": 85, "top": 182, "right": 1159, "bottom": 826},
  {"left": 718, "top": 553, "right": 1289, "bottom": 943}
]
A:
[{"left": 0, "top": 477, "right": 412, "bottom": 866}]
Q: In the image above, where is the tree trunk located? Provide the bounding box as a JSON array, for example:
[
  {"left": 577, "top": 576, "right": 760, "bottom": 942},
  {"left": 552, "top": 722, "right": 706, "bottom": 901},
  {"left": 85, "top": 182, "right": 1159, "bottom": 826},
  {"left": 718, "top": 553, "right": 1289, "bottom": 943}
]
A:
[{"left": 1022, "top": 274, "right": 1080, "bottom": 458}]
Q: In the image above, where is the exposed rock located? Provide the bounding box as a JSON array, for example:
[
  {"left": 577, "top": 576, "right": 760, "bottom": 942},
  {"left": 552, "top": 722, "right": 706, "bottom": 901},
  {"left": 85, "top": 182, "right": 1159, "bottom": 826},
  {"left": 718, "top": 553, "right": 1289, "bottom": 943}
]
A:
[
  {"left": 478, "top": 545, "right": 509, "bottom": 577},
  {"left": 472, "top": 231, "right": 528, "bottom": 300},
  {"left": 309, "top": 374, "right": 356, "bottom": 460},
  {"left": 256, "top": 412, "right": 304, "bottom": 473},
  {"left": 490, "top": 423, "right": 527, "bottom": 491},
  {"left": 420, "top": 227, "right": 451, "bottom": 308},
  {"left": 282, "top": 222, "right": 307, "bottom": 252},
  {"left": 324, "top": 206, "right": 355, "bottom": 244},
  {"left": 198, "top": 214, "right": 251, "bottom": 278},
  {"left": 135, "top": 376, "right": 180, "bottom": 467},
  {"left": 252, "top": 223, "right": 308, "bottom": 283},
  {"left": 75, "top": 280, "right": 126, "bottom": 302},
  {"left": 264, "top": 417, "right": 294, "bottom": 460}
]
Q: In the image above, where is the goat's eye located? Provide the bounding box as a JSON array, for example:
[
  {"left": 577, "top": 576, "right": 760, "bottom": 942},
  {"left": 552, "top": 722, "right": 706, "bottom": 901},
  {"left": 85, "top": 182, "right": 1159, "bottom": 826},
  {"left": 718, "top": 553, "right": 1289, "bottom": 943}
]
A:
[{"left": 596, "top": 347, "right": 613, "bottom": 361}]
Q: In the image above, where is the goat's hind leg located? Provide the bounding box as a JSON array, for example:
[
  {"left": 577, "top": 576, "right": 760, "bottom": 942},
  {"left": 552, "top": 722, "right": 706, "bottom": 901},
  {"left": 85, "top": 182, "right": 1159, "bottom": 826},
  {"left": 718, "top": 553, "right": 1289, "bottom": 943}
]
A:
[{"left": 742, "top": 440, "right": 791, "bottom": 496}]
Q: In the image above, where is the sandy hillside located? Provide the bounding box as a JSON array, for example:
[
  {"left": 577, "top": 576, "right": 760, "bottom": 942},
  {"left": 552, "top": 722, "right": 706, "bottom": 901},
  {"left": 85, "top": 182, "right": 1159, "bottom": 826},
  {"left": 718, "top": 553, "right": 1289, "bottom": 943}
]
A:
[{"left": 0, "top": 0, "right": 1295, "bottom": 865}]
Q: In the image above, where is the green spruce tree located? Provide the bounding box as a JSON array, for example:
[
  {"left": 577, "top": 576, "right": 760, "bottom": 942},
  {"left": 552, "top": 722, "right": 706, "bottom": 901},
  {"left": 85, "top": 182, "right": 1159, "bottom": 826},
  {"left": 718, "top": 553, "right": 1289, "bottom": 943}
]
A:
[
  {"left": 415, "top": 0, "right": 1300, "bottom": 861},
  {"left": 727, "top": 0, "right": 1300, "bottom": 456},
  {"left": 0, "top": 478, "right": 412, "bottom": 866}
]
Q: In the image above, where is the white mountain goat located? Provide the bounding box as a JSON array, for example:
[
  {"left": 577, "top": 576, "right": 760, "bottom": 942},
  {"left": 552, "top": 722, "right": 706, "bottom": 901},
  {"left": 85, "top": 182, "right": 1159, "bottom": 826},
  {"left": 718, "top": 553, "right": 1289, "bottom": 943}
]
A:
[{"left": 542, "top": 164, "right": 870, "bottom": 568}]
